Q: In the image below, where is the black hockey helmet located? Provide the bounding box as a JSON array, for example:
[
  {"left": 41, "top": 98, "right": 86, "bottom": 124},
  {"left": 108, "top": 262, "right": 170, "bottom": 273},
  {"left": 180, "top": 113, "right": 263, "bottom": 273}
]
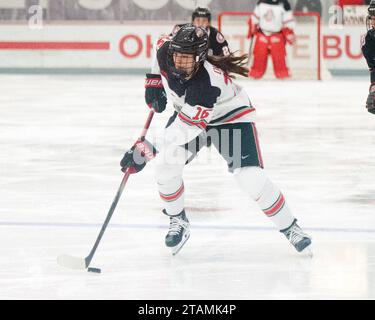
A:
[
  {"left": 367, "top": 0, "right": 375, "bottom": 31},
  {"left": 260, "top": 0, "right": 292, "bottom": 10},
  {"left": 192, "top": 7, "right": 211, "bottom": 23},
  {"left": 167, "top": 24, "right": 209, "bottom": 81}
]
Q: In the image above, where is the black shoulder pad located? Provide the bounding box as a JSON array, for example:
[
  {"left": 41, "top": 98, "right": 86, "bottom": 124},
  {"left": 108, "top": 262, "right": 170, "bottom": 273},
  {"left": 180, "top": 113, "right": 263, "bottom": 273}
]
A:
[
  {"left": 156, "top": 39, "right": 170, "bottom": 72},
  {"left": 209, "top": 26, "right": 216, "bottom": 36},
  {"left": 185, "top": 66, "right": 221, "bottom": 108},
  {"left": 283, "top": 0, "right": 292, "bottom": 11},
  {"left": 208, "top": 26, "right": 228, "bottom": 56},
  {"left": 362, "top": 39, "right": 375, "bottom": 69}
]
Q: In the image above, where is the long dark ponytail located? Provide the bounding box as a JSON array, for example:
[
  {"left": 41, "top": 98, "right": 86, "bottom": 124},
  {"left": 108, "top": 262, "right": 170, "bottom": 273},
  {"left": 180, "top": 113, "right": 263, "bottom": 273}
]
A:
[{"left": 207, "top": 52, "right": 249, "bottom": 78}]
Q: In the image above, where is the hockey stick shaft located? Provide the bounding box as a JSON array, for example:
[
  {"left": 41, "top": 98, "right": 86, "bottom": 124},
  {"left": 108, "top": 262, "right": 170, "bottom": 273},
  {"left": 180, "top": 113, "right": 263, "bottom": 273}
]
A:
[
  {"left": 248, "top": 36, "right": 254, "bottom": 68},
  {"left": 85, "top": 110, "right": 155, "bottom": 266},
  {"left": 85, "top": 170, "right": 131, "bottom": 266},
  {"left": 247, "top": 16, "right": 255, "bottom": 68},
  {"left": 140, "top": 110, "right": 154, "bottom": 139}
]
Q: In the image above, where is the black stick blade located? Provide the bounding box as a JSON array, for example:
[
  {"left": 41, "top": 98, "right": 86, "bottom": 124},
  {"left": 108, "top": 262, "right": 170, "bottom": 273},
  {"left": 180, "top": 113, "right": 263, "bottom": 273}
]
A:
[{"left": 87, "top": 267, "right": 101, "bottom": 274}]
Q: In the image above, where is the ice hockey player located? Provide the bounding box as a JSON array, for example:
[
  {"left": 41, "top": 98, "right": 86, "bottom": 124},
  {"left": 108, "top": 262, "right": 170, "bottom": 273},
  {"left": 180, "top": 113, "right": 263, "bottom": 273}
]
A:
[
  {"left": 172, "top": 7, "right": 230, "bottom": 149},
  {"left": 362, "top": 0, "right": 375, "bottom": 114},
  {"left": 120, "top": 24, "right": 312, "bottom": 256},
  {"left": 248, "top": 0, "right": 296, "bottom": 79},
  {"left": 171, "top": 7, "right": 230, "bottom": 57}
]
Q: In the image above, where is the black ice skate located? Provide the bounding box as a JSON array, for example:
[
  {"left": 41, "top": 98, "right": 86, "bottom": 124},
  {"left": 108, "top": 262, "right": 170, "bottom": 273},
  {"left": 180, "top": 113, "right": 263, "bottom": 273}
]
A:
[
  {"left": 281, "top": 219, "right": 312, "bottom": 254},
  {"left": 163, "top": 209, "right": 190, "bottom": 255}
]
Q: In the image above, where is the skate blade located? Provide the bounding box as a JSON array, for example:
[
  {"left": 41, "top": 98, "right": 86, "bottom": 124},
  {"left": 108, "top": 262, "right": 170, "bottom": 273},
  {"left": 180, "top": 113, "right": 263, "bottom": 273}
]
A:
[
  {"left": 171, "top": 232, "right": 190, "bottom": 256},
  {"left": 298, "top": 244, "right": 313, "bottom": 258},
  {"left": 305, "top": 245, "right": 313, "bottom": 258}
]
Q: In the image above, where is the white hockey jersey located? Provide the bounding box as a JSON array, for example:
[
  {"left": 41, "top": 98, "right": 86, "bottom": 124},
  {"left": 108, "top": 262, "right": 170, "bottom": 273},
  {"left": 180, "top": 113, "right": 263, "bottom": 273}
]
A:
[
  {"left": 151, "top": 37, "right": 256, "bottom": 145},
  {"left": 253, "top": 0, "right": 295, "bottom": 35}
]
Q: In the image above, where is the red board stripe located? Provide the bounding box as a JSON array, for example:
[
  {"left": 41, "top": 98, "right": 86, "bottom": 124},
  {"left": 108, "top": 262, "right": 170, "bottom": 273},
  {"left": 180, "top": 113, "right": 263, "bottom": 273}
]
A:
[{"left": 0, "top": 41, "right": 110, "bottom": 50}]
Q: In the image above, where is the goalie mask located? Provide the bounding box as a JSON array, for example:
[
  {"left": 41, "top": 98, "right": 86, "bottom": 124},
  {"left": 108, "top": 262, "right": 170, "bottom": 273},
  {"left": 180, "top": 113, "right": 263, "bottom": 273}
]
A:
[
  {"left": 367, "top": 0, "right": 375, "bottom": 32},
  {"left": 167, "top": 24, "right": 209, "bottom": 82}
]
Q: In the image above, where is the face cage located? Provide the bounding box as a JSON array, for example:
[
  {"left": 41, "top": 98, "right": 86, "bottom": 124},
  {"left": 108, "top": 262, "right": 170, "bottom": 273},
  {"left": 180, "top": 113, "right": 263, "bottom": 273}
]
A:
[{"left": 167, "top": 50, "right": 206, "bottom": 81}]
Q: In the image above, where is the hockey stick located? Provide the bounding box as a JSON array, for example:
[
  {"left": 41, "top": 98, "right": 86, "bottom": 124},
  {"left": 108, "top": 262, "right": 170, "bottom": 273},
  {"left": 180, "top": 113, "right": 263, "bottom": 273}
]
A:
[
  {"left": 247, "top": 16, "right": 255, "bottom": 68},
  {"left": 247, "top": 36, "right": 255, "bottom": 68},
  {"left": 57, "top": 110, "right": 155, "bottom": 271}
]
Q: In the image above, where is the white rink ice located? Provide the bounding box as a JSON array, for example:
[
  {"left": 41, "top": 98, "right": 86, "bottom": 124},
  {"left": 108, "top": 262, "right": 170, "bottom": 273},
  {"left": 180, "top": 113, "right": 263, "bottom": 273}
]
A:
[{"left": 1, "top": 74, "right": 375, "bottom": 300}]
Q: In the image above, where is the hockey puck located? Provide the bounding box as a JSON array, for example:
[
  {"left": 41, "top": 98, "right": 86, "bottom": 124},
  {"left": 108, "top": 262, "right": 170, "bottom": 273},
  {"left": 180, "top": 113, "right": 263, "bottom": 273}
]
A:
[{"left": 87, "top": 267, "right": 101, "bottom": 274}]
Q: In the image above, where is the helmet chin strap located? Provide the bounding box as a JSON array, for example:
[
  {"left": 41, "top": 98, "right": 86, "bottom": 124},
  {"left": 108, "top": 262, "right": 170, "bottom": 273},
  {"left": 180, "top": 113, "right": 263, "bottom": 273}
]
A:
[
  {"left": 188, "top": 61, "right": 201, "bottom": 80},
  {"left": 177, "top": 66, "right": 196, "bottom": 82},
  {"left": 186, "top": 56, "right": 203, "bottom": 79}
]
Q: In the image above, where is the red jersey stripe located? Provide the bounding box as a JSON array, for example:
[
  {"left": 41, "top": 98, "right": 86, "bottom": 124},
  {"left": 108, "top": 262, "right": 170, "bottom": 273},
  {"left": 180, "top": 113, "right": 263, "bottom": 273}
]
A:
[
  {"left": 224, "top": 108, "right": 255, "bottom": 123},
  {"left": 178, "top": 113, "right": 207, "bottom": 129}
]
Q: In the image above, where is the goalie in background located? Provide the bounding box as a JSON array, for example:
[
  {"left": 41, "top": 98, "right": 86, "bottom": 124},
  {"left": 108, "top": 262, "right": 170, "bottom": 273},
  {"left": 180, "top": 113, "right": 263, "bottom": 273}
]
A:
[
  {"left": 362, "top": 0, "right": 375, "bottom": 114},
  {"left": 247, "top": 0, "right": 296, "bottom": 79}
]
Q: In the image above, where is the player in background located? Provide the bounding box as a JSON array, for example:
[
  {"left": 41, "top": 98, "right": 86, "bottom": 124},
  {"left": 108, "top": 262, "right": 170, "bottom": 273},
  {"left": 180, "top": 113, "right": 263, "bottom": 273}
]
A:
[
  {"left": 248, "top": 0, "right": 296, "bottom": 79},
  {"left": 362, "top": 0, "right": 375, "bottom": 114},
  {"left": 120, "top": 24, "right": 312, "bottom": 256},
  {"left": 172, "top": 7, "right": 230, "bottom": 57}
]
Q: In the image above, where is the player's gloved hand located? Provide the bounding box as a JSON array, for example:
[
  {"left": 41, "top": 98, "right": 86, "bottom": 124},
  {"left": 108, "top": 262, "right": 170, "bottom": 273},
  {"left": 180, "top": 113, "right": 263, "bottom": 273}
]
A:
[
  {"left": 120, "top": 139, "right": 157, "bottom": 174},
  {"left": 145, "top": 73, "right": 167, "bottom": 113},
  {"left": 366, "top": 84, "right": 375, "bottom": 114},
  {"left": 282, "top": 28, "right": 296, "bottom": 45},
  {"left": 247, "top": 19, "right": 258, "bottom": 39}
]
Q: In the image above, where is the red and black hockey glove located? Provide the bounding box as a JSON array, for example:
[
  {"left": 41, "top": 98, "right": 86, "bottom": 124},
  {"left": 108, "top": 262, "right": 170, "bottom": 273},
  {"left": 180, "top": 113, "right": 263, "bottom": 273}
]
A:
[
  {"left": 145, "top": 74, "right": 167, "bottom": 113},
  {"left": 366, "top": 83, "right": 375, "bottom": 114},
  {"left": 120, "top": 139, "right": 157, "bottom": 174}
]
